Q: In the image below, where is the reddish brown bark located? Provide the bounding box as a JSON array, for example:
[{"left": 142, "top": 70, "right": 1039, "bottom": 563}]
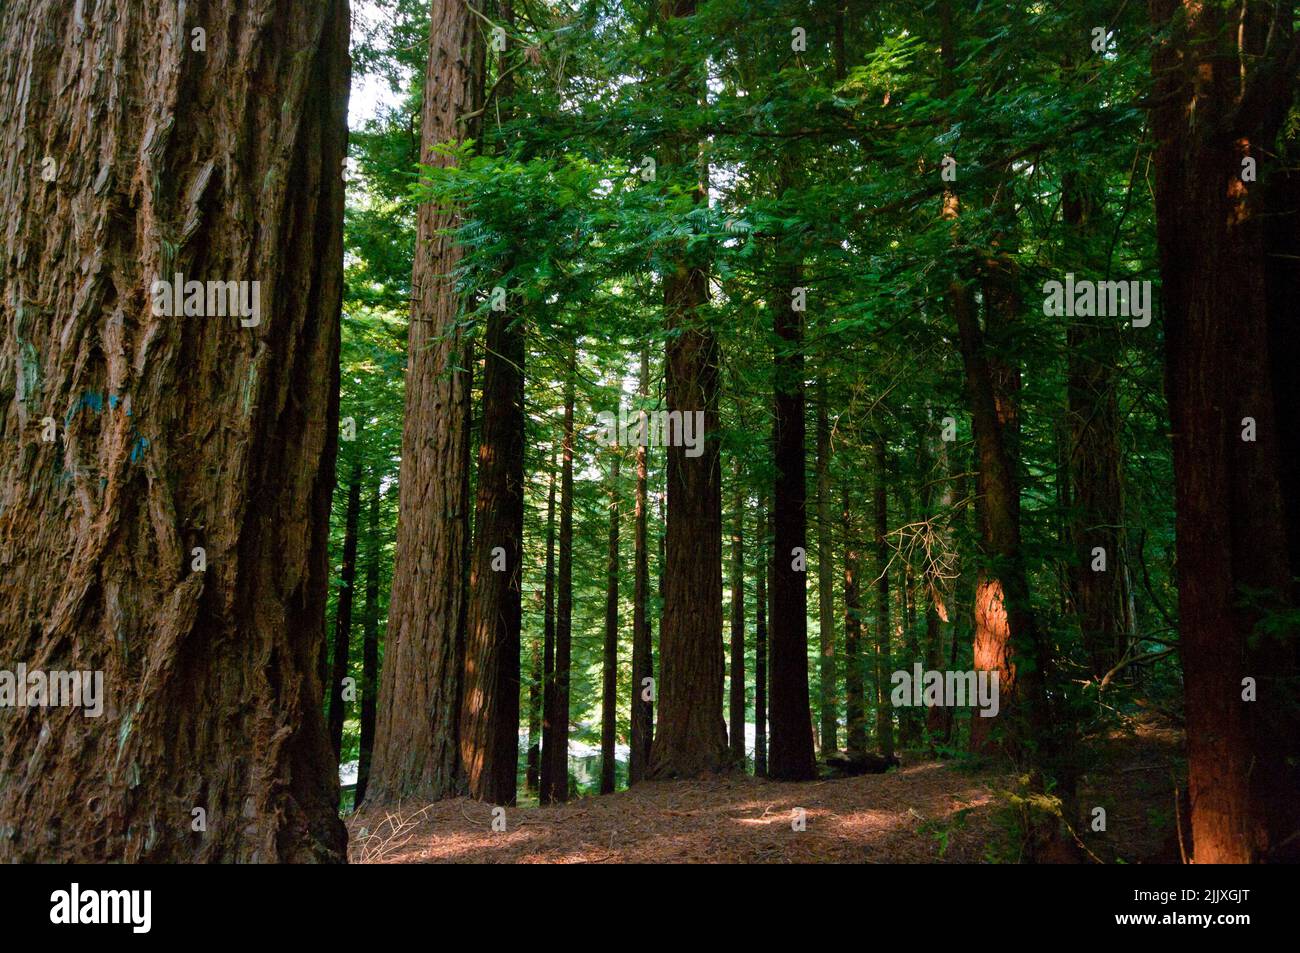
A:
[
  {"left": 368, "top": 0, "right": 484, "bottom": 806},
  {"left": 1150, "top": 0, "right": 1300, "bottom": 862},
  {"left": 460, "top": 294, "right": 525, "bottom": 804},
  {"left": 0, "top": 0, "right": 351, "bottom": 861},
  {"left": 648, "top": 0, "right": 728, "bottom": 779}
]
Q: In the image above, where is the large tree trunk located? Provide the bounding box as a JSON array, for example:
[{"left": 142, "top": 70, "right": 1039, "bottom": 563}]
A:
[
  {"left": 630, "top": 349, "right": 654, "bottom": 784},
  {"left": 542, "top": 347, "right": 576, "bottom": 802},
  {"left": 816, "top": 384, "right": 837, "bottom": 753},
  {"left": 368, "top": 0, "right": 484, "bottom": 806},
  {"left": 600, "top": 453, "right": 620, "bottom": 794},
  {"left": 729, "top": 470, "right": 746, "bottom": 762},
  {"left": 0, "top": 0, "right": 350, "bottom": 861},
  {"left": 355, "top": 477, "right": 382, "bottom": 808},
  {"left": 648, "top": 0, "right": 728, "bottom": 779},
  {"left": 460, "top": 295, "right": 526, "bottom": 805},
  {"left": 769, "top": 258, "right": 816, "bottom": 781},
  {"left": 328, "top": 458, "right": 363, "bottom": 760},
  {"left": 1150, "top": 0, "right": 1300, "bottom": 863}
]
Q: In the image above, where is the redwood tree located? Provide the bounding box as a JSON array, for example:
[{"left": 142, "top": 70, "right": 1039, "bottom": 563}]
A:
[
  {"left": 648, "top": 0, "right": 729, "bottom": 779},
  {"left": 0, "top": 0, "right": 350, "bottom": 861},
  {"left": 1149, "top": 0, "right": 1300, "bottom": 863},
  {"left": 367, "top": 0, "right": 484, "bottom": 806}
]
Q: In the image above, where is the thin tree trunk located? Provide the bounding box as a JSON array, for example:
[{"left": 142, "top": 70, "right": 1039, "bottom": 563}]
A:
[
  {"left": 542, "top": 346, "right": 576, "bottom": 802},
  {"left": 630, "top": 349, "right": 655, "bottom": 784},
  {"left": 355, "top": 477, "right": 382, "bottom": 808},
  {"left": 1061, "top": 170, "right": 1128, "bottom": 679},
  {"left": 816, "top": 383, "right": 837, "bottom": 753},
  {"left": 370, "top": 0, "right": 484, "bottom": 805},
  {"left": 328, "top": 458, "right": 363, "bottom": 760},
  {"left": 770, "top": 253, "right": 816, "bottom": 781},
  {"left": 537, "top": 457, "right": 558, "bottom": 795},
  {"left": 729, "top": 468, "right": 746, "bottom": 762},
  {"left": 755, "top": 501, "right": 769, "bottom": 776},
  {"left": 873, "top": 440, "right": 894, "bottom": 759},
  {"left": 601, "top": 453, "right": 620, "bottom": 794},
  {"left": 0, "top": 0, "right": 351, "bottom": 861},
  {"left": 843, "top": 484, "right": 867, "bottom": 755}
]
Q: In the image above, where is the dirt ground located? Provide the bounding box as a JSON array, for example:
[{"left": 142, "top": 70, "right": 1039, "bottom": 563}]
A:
[{"left": 348, "top": 718, "right": 1184, "bottom": 864}]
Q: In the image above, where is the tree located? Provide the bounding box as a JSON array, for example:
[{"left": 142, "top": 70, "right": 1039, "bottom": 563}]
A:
[
  {"left": 630, "top": 350, "right": 655, "bottom": 784},
  {"left": 1149, "top": 0, "right": 1300, "bottom": 862},
  {"left": 328, "top": 457, "right": 363, "bottom": 760},
  {"left": 729, "top": 472, "right": 746, "bottom": 762},
  {"left": 769, "top": 235, "right": 816, "bottom": 781},
  {"left": 816, "top": 386, "right": 837, "bottom": 754},
  {"left": 355, "top": 477, "right": 383, "bottom": 808},
  {"left": 368, "top": 0, "right": 485, "bottom": 806},
  {"left": 0, "top": 0, "right": 351, "bottom": 861},
  {"left": 648, "top": 0, "right": 729, "bottom": 779},
  {"left": 873, "top": 440, "right": 894, "bottom": 759},
  {"left": 542, "top": 346, "right": 576, "bottom": 803},
  {"left": 601, "top": 452, "right": 621, "bottom": 794}
]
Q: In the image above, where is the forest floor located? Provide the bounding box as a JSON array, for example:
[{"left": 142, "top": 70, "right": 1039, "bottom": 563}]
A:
[{"left": 348, "top": 715, "right": 1184, "bottom": 864}]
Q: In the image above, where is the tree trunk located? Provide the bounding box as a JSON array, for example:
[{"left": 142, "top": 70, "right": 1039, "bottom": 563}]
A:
[
  {"left": 369, "top": 0, "right": 484, "bottom": 805},
  {"left": 601, "top": 453, "right": 620, "bottom": 794},
  {"left": 729, "top": 469, "right": 746, "bottom": 762},
  {"left": 648, "top": 0, "right": 729, "bottom": 779},
  {"left": 816, "top": 383, "right": 837, "bottom": 753},
  {"left": 542, "top": 347, "right": 576, "bottom": 802},
  {"left": 630, "top": 349, "right": 655, "bottom": 784},
  {"left": 920, "top": 420, "right": 956, "bottom": 745},
  {"left": 843, "top": 485, "right": 867, "bottom": 755},
  {"left": 769, "top": 257, "right": 817, "bottom": 781},
  {"left": 872, "top": 440, "right": 894, "bottom": 759},
  {"left": 536, "top": 458, "right": 557, "bottom": 794},
  {"left": 0, "top": 0, "right": 351, "bottom": 861},
  {"left": 329, "top": 458, "right": 363, "bottom": 760},
  {"left": 460, "top": 295, "right": 526, "bottom": 805},
  {"left": 1061, "top": 170, "right": 1128, "bottom": 679},
  {"left": 754, "top": 501, "right": 769, "bottom": 776},
  {"left": 525, "top": 631, "right": 542, "bottom": 793},
  {"left": 1149, "top": 0, "right": 1300, "bottom": 862},
  {"left": 355, "top": 477, "right": 382, "bottom": 808}
]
